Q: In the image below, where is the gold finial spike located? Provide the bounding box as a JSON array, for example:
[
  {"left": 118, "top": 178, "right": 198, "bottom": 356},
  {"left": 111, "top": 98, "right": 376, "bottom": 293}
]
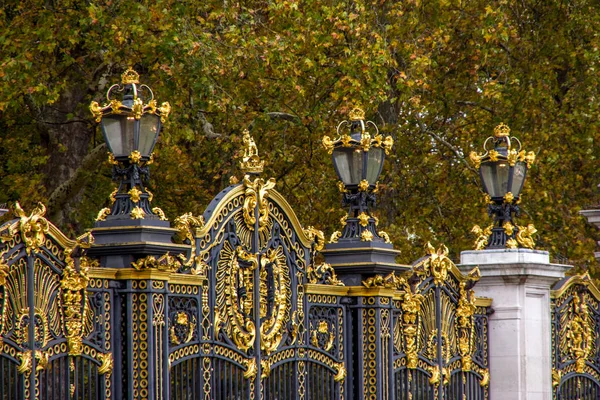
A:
[
  {"left": 349, "top": 107, "right": 365, "bottom": 121},
  {"left": 494, "top": 122, "right": 511, "bottom": 138},
  {"left": 240, "top": 129, "right": 264, "bottom": 174},
  {"left": 121, "top": 67, "right": 140, "bottom": 85}
]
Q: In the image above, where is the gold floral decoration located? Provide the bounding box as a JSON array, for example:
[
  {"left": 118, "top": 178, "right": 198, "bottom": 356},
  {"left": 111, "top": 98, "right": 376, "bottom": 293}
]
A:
[
  {"left": 132, "top": 253, "right": 181, "bottom": 273},
  {"left": 471, "top": 224, "right": 492, "bottom": 250},
  {"left": 130, "top": 206, "right": 145, "bottom": 219},
  {"left": 504, "top": 192, "right": 514, "bottom": 203},
  {"left": 128, "top": 150, "right": 142, "bottom": 164},
  {"left": 128, "top": 187, "right": 142, "bottom": 203},
  {"left": 360, "top": 230, "right": 373, "bottom": 242},
  {"left": 506, "top": 238, "right": 518, "bottom": 249},
  {"left": 357, "top": 212, "right": 370, "bottom": 227},
  {"left": 329, "top": 231, "right": 341, "bottom": 243},
  {"left": 96, "top": 207, "right": 111, "bottom": 222},
  {"left": 358, "top": 179, "right": 370, "bottom": 192},
  {"left": 516, "top": 224, "right": 536, "bottom": 249},
  {"left": 152, "top": 207, "right": 168, "bottom": 221}
]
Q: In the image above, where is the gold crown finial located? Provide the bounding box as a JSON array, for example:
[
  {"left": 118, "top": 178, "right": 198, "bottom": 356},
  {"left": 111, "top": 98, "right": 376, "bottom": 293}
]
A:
[
  {"left": 349, "top": 107, "right": 365, "bottom": 121},
  {"left": 240, "top": 129, "right": 264, "bottom": 174},
  {"left": 494, "top": 122, "right": 511, "bottom": 137},
  {"left": 121, "top": 67, "right": 140, "bottom": 85}
]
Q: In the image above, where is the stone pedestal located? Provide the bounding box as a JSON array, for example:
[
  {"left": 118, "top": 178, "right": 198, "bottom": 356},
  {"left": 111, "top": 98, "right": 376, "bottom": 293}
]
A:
[{"left": 460, "top": 249, "right": 571, "bottom": 400}]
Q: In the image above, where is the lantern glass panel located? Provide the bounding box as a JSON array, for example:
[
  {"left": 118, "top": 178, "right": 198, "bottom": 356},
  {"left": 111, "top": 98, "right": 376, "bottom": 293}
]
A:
[
  {"left": 333, "top": 147, "right": 363, "bottom": 185},
  {"left": 102, "top": 115, "right": 135, "bottom": 157},
  {"left": 480, "top": 161, "right": 510, "bottom": 198},
  {"left": 366, "top": 147, "right": 384, "bottom": 184},
  {"left": 139, "top": 114, "right": 161, "bottom": 156},
  {"left": 510, "top": 162, "right": 527, "bottom": 197}
]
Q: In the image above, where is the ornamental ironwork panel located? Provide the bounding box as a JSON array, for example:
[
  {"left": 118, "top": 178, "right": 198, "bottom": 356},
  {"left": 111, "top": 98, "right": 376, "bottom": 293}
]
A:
[
  {"left": 168, "top": 178, "right": 346, "bottom": 400},
  {"left": 391, "top": 244, "right": 490, "bottom": 400},
  {"left": 551, "top": 274, "right": 600, "bottom": 400},
  {"left": 0, "top": 203, "right": 113, "bottom": 400}
]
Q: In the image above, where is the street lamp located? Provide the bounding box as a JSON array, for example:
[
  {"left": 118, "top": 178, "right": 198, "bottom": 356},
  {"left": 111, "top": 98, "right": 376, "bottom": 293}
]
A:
[
  {"left": 469, "top": 123, "right": 536, "bottom": 249},
  {"left": 322, "top": 107, "right": 393, "bottom": 243},
  {"left": 90, "top": 68, "right": 171, "bottom": 221}
]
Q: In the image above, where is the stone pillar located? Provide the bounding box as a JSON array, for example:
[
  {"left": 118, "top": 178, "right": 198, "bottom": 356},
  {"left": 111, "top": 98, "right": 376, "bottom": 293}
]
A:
[{"left": 459, "top": 249, "right": 570, "bottom": 400}]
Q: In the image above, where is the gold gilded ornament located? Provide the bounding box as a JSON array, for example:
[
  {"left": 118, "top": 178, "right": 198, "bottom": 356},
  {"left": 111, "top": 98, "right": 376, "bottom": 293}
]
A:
[
  {"left": 89, "top": 101, "right": 103, "bottom": 122},
  {"left": 304, "top": 226, "right": 325, "bottom": 252},
  {"left": 506, "top": 238, "right": 518, "bottom": 249},
  {"left": 128, "top": 187, "right": 142, "bottom": 203},
  {"left": 526, "top": 151, "right": 536, "bottom": 167},
  {"left": 334, "top": 362, "right": 347, "bottom": 382},
  {"left": 240, "top": 129, "right": 265, "bottom": 174},
  {"left": 97, "top": 353, "right": 114, "bottom": 376},
  {"left": 469, "top": 152, "right": 482, "bottom": 169},
  {"left": 121, "top": 67, "right": 140, "bottom": 84},
  {"left": 132, "top": 97, "right": 144, "bottom": 120},
  {"left": 471, "top": 224, "right": 492, "bottom": 250},
  {"left": 322, "top": 136, "right": 335, "bottom": 154},
  {"left": 503, "top": 221, "right": 515, "bottom": 236},
  {"left": 378, "top": 231, "right": 392, "bottom": 244},
  {"left": 357, "top": 212, "right": 370, "bottom": 227},
  {"left": 307, "top": 262, "right": 344, "bottom": 286},
  {"left": 61, "top": 250, "right": 91, "bottom": 356},
  {"left": 130, "top": 206, "right": 145, "bottom": 219},
  {"left": 11, "top": 202, "right": 50, "bottom": 255},
  {"left": 358, "top": 179, "right": 369, "bottom": 192},
  {"left": 349, "top": 107, "right": 365, "bottom": 121},
  {"left": 152, "top": 207, "right": 168, "bottom": 221},
  {"left": 341, "top": 134, "right": 352, "bottom": 147},
  {"left": 488, "top": 149, "right": 499, "bottom": 162},
  {"left": 158, "top": 102, "right": 171, "bottom": 123},
  {"left": 128, "top": 150, "right": 142, "bottom": 164},
  {"left": 504, "top": 192, "right": 514, "bottom": 203},
  {"left": 329, "top": 231, "right": 341, "bottom": 243},
  {"left": 494, "top": 122, "right": 511, "bottom": 137},
  {"left": 516, "top": 224, "right": 536, "bottom": 249},
  {"left": 360, "top": 230, "right": 373, "bottom": 242},
  {"left": 96, "top": 208, "right": 111, "bottom": 222}
]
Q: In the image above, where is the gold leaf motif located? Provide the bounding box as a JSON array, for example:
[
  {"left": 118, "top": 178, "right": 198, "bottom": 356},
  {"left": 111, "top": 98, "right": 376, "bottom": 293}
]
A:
[
  {"left": 526, "top": 151, "right": 536, "bottom": 167},
  {"left": 360, "top": 230, "right": 373, "bottom": 242},
  {"left": 307, "top": 262, "right": 344, "bottom": 286},
  {"left": 109, "top": 99, "right": 122, "bottom": 114},
  {"left": 132, "top": 97, "right": 144, "bottom": 120},
  {"left": 89, "top": 101, "right": 103, "bottom": 123},
  {"left": 504, "top": 192, "right": 514, "bottom": 204},
  {"left": 506, "top": 238, "right": 518, "bottom": 249},
  {"left": 471, "top": 224, "right": 492, "bottom": 250},
  {"left": 130, "top": 206, "right": 145, "bottom": 219},
  {"left": 96, "top": 207, "right": 111, "bottom": 222},
  {"left": 552, "top": 369, "right": 561, "bottom": 388},
  {"left": 360, "top": 131, "right": 371, "bottom": 152},
  {"left": 382, "top": 135, "right": 394, "bottom": 155},
  {"left": 158, "top": 102, "right": 171, "bottom": 123},
  {"left": 61, "top": 253, "right": 90, "bottom": 356},
  {"left": 340, "top": 214, "right": 348, "bottom": 227},
  {"left": 333, "top": 362, "right": 346, "bottom": 382},
  {"left": 152, "top": 207, "right": 168, "bottom": 221},
  {"left": 129, "top": 150, "right": 142, "bottom": 164},
  {"left": 358, "top": 179, "right": 369, "bottom": 192},
  {"left": 337, "top": 181, "right": 347, "bottom": 193},
  {"left": 107, "top": 153, "right": 118, "bottom": 165},
  {"left": 488, "top": 149, "right": 499, "bottom": 162},
  {"left": 357, "top": 212, "right": 370, "bottom": 227},
  {"left": 428, "top": 365, "right": 441, "bottom": 385},
  {"left": 322, "top": 136, "right": 335, "bottom": 154},
  {"left": 516, "top": 224, "right": 536, "bottom": 249},
  {"left": 362, "top": 271, "right": 405, "bottom": 289},
  {"left": 304, "top": 226, "right": 325, "bottom": 252},
  {"left": 507, "top": 149, "right": 518, "bottom": 166},
  {"left": 109, "top": 188, "right": 118, "bottom": 204},
  {"left": 341, "top": 134, "right": 352, "bottom": 147},
  {"left": 469, "top": 152, "right": 482, "bottom": 169},
  {"left": 329, "top": 231, "right": 341, "bottom": 243},
  {"left": 503, "top": 221, "right": 515, "bottom": 236},
  {"left": 378, "top": 231, "right": 392, "bottom": 244},
  {"left": 97, "top": 353, "right": 113, "bottom": 375},
  {"left": 128, "top": 187, "right": 142, "bottom": 203},
  {"left": 131, "top": 253, "right": 181, "bottom": 272},
  {"left": 243, "top": 358, "right": 257, "bottom": 380},
  {"left": 480, "top": 369, "right": 490, "bottom": 387}
]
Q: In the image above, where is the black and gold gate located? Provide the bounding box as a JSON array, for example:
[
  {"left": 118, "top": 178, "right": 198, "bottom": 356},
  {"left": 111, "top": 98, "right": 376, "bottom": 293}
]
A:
[
  {"left": 0, "top": 203, "right": 113, "bottom": 400},
  {"left": 391, "top": 245, "right": 490, "bottom": 400},
  {"left": 167, "top": 175, "right": 346, "bottom": 400},
  {"left": 551, "top": 274, "right": 600, "bottom": 400}
]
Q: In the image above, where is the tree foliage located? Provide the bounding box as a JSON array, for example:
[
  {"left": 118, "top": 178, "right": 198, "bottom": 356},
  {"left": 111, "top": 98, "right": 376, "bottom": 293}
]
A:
[{"left": 1, "top": 0, "right": 599, "bottom": 270}]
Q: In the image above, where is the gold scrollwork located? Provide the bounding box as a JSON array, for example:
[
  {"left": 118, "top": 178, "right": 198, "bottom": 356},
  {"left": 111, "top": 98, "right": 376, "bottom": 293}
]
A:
[
  {"left": 471, "top": 224, "right": 492, "bottom": 250},
  {"left": 243, "top": 358, "right": 257, "bottom": 380},
  {"left": 334, "top": 362, "right": 346, "bottom": 382},
  {"left": 97, "top": 353, "right": 114, "bottom": 375},
  {"left": 360, "top": 230, "right": 373, "bottom": 242},
  {"left": 242, "top": 175, "right": 276, "bottom": 243},
  {"left": 96, "top": 207, "right": 111, "bottom": 222},
  {"left": 362, "top": 271, "right": 405, "bottom": 289},
  {"left": 307, "top": 262, "right": 344, "bottom": 286},
  {"left": 303, "top": 226, "right": 325, "bottom": 252},
  {"left": 516, "top": 223, "right": 536, "bottom": 249},
  {"left": 378, "top": 231, "right": 392, "bottom": 244},
  {"left": 130, "top": 206, "right": 145, "bottom": 219},
  {"left": 2, "top": 202, "right": 50, "bottom": 255},
  {"left": 131, "top": 253, "right": 181, "bottom": 273},
  {"left": 415, "top": 243, "right": 453, "bottom": 286},
  {"left": 152, "top": 207, "right": 168, "bottom": 221},
  {"left": 329, "top": 231, "right": 341, "bottom": 243}
]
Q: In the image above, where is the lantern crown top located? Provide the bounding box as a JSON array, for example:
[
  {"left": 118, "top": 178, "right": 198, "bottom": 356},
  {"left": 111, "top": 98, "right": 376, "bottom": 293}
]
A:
[
  {"left": 494, "top": 122, "right": 511, "bottom": 138},
  {"left": 121, "top": 67, "right": 140, "bottom": 85},
  {"left": 349, "top": 107, "right": 365, "bottom": 121}
]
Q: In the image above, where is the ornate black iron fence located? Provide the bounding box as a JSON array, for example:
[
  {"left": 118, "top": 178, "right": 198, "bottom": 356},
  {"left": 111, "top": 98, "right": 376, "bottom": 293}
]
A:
[
  {"left": 0, "top": 185, "right": 490, "bottom": 399},
  {"left": 551, "top": 274, "right": 600, "bottom": 400}
]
